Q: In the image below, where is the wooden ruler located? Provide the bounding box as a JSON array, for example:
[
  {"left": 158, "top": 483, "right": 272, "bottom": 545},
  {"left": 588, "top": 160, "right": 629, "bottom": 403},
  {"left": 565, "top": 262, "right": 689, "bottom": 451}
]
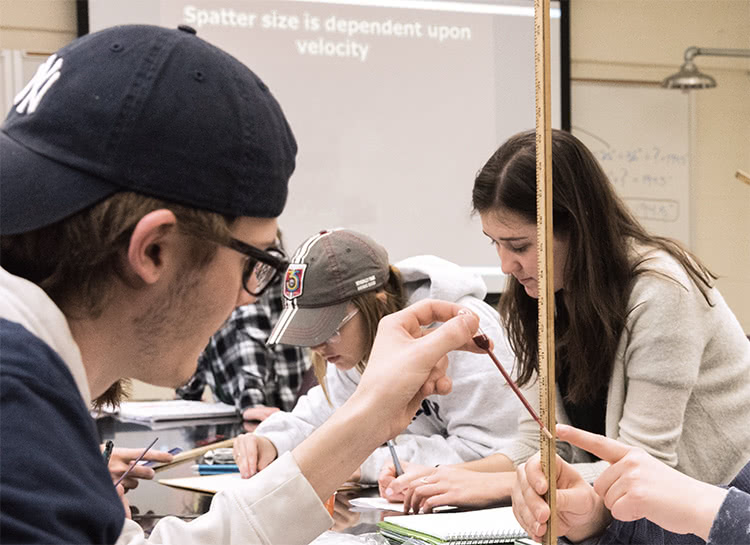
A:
[{"left": 534, "top": 0, "right": 557, "bottom": 543}]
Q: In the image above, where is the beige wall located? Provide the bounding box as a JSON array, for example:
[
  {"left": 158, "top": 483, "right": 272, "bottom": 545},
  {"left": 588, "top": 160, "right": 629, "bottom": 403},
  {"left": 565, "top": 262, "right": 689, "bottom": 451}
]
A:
[
  {"left": 0, "top": 0, "right": 77, "bottom": 52},
  {"left": 570, "top": 0, "right": 750, "bottom": 331},
  {"left": 1, "top": 0, "right": 748, "bottom": 401}
]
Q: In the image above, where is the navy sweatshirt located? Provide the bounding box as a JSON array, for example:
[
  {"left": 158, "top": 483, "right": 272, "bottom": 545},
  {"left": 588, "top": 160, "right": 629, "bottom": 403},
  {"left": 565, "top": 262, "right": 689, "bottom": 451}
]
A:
[{"left": 0, "top": 319, "right": 124, "bottom": 544}]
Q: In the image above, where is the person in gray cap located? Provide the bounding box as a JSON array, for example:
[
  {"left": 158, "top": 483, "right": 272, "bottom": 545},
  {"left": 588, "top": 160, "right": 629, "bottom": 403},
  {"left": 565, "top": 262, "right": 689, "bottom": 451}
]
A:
[
  {"left": 232, "top": 228, "right": 521, "bottom": 489},
  {"left": 0, "top": 25, "right": 484, "bottom": 545}
]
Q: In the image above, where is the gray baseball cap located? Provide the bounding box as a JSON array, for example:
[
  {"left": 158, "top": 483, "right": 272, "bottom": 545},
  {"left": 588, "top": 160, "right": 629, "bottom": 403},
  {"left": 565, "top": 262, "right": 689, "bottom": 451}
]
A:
[{"left": 268, "top": 229, "right": 389, "bottom": 347}]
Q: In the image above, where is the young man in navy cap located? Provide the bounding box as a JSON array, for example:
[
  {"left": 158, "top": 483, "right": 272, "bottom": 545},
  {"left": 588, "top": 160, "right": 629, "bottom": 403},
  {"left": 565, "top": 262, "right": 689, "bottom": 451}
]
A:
[{"left": 0, "top": 25, "right": 483, "bottom": 545}]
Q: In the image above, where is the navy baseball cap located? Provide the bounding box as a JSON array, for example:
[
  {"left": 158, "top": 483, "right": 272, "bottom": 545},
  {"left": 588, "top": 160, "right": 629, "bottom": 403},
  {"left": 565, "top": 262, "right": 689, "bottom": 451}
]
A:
[{"left": 0, "top": 24, "right": 297, "bottom": 235}]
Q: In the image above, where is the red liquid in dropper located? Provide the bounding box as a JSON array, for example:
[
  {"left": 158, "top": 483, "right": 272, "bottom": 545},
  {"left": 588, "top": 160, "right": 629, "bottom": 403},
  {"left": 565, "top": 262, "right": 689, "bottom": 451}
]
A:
[{"left": 473, "top": 333, "right": 553, "bottom": 440}]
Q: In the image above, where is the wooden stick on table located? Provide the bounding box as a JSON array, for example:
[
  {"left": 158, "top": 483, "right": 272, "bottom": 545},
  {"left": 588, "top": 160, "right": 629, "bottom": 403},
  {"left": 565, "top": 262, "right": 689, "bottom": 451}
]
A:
[{"left": 153, "top": 438, "right": 235, "bottom": 472}]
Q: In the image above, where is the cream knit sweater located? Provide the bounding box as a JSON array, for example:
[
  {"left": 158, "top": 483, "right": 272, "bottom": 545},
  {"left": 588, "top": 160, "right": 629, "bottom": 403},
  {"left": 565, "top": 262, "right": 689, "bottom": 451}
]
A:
[{"left": 499, "top": 247, "right": 750, "bottom": 485}]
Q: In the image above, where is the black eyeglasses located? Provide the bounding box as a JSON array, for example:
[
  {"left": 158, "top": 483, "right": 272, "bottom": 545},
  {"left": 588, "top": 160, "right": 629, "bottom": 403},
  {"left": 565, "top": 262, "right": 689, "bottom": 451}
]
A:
[{"left": 223, "top": 238, "right": 288, "bottom": 297}]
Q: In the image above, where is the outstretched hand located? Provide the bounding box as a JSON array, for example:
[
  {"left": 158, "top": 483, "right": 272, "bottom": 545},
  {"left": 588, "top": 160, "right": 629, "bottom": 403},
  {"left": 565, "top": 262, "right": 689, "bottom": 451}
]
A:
[{"left": 557, "top": 424, "right": 727, "bottom": 540}]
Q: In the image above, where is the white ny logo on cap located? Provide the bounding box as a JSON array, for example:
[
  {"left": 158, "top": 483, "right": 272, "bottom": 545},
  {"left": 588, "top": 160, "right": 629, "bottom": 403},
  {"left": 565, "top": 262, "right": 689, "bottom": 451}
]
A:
[{"left": 14, "top": 54, "right": 63, "bottom": 114}]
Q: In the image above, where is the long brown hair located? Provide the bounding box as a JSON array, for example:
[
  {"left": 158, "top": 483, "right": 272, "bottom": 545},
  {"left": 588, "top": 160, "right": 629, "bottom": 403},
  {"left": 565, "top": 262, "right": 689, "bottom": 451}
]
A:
[
  {"left": 313, "top": 265, "right": 407, "bottom": 404},
  {"left": 472, "top": 129, "right": 715, "bottom": 403}
]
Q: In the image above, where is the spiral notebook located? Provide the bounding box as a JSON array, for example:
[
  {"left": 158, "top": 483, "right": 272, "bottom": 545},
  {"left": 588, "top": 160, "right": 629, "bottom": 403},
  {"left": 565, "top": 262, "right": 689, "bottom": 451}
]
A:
[{"left": 378, "top": 506, "right": 527, "bottom": 545}]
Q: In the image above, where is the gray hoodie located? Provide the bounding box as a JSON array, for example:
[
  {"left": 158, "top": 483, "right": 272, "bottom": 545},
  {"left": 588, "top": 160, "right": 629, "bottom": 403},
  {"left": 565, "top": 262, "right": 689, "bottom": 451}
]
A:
[{"left": 255, "top": 255, "right": 522, "bottom": 482}]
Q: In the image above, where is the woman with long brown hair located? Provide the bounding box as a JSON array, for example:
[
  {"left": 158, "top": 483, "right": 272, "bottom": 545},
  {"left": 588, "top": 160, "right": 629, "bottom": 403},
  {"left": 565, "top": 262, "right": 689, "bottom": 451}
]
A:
[{"left": 383, "top": 130, "right": 750, "bottom": 540}]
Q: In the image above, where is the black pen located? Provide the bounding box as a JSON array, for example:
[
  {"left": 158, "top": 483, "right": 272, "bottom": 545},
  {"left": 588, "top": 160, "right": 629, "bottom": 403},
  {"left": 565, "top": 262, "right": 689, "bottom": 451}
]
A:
[
  {"left": 113, "top": 437, "right": 158, "bottom": 487},
  {"left": 102, "top": 440, "right": 114, "bottom": 465},
  {"left": 386, "top": 440, "right": 404, "bottom": 477}
]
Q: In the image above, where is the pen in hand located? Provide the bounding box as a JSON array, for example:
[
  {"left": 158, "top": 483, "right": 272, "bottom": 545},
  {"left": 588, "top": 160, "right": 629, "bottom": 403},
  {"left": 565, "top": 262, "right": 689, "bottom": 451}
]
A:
[
  {"left": 387, "top": 440, "right": 404, "bottom": 477},
  {"left": 113, "top": 437, "right": 159, "bottom": 487},
  {"left": 102, "top": 440, "right": 114, "bottom": 465}
]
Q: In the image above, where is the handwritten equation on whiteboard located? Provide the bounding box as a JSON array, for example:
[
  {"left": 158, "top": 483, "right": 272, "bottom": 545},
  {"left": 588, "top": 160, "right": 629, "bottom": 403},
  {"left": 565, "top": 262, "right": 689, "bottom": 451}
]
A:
[
  {"left": 586, "top": 144, "right": 689, "bottom": 225},
  {"left": 591, "top": 146, "right": 688, "bottom": 189},
  {"left": 571, "top": 83, "right": 690, "bottom": 246},
  {"left": 624, "top": 198, "right": 679, "bottom": 222}
]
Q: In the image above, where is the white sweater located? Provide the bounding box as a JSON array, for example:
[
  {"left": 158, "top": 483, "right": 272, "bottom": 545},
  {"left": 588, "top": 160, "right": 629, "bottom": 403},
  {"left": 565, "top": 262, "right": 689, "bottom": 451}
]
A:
[
  {"left": 256, "top": 255, "right": 523, "bottom": 482},
  {"left": 498, "top": 248, "right": 750, "bottom": 485}
]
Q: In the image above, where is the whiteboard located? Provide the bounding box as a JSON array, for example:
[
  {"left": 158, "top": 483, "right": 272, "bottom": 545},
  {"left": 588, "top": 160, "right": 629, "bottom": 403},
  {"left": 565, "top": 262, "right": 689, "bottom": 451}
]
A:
[
  {"left": 88, "top": 0, "right": 564, "bottom": 294},
  {"left": 571, "top": 82, "right": 691, "bottom": 247}
]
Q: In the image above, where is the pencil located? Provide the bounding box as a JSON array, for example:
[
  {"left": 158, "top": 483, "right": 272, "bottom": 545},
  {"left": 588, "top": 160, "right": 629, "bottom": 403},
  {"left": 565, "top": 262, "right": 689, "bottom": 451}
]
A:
[
  {"left": 113, "top": 437, "right": 158, "bottom": 487},
  {"left": 386, "top": 440, "right": 404, "bottom": 476}
]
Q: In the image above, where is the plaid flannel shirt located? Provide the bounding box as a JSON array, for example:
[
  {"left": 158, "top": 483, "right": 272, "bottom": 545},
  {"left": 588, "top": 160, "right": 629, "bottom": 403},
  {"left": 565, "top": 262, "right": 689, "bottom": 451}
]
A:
[{"left": 177, "top": 277, "right": 311, "bottom": 412}]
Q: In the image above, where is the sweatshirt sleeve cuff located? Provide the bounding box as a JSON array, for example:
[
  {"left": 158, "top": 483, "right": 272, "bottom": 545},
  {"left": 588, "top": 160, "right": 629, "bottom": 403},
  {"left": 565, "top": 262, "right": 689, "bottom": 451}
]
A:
[
  {"left": 707, "top": 487, "right": 750, "bottom": 545},
  {"left": 229, "top": 451, "right": 333, "bottom": 545},
  {"left": 256, "top": 430, "right": 295, "bottom": 456}
]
